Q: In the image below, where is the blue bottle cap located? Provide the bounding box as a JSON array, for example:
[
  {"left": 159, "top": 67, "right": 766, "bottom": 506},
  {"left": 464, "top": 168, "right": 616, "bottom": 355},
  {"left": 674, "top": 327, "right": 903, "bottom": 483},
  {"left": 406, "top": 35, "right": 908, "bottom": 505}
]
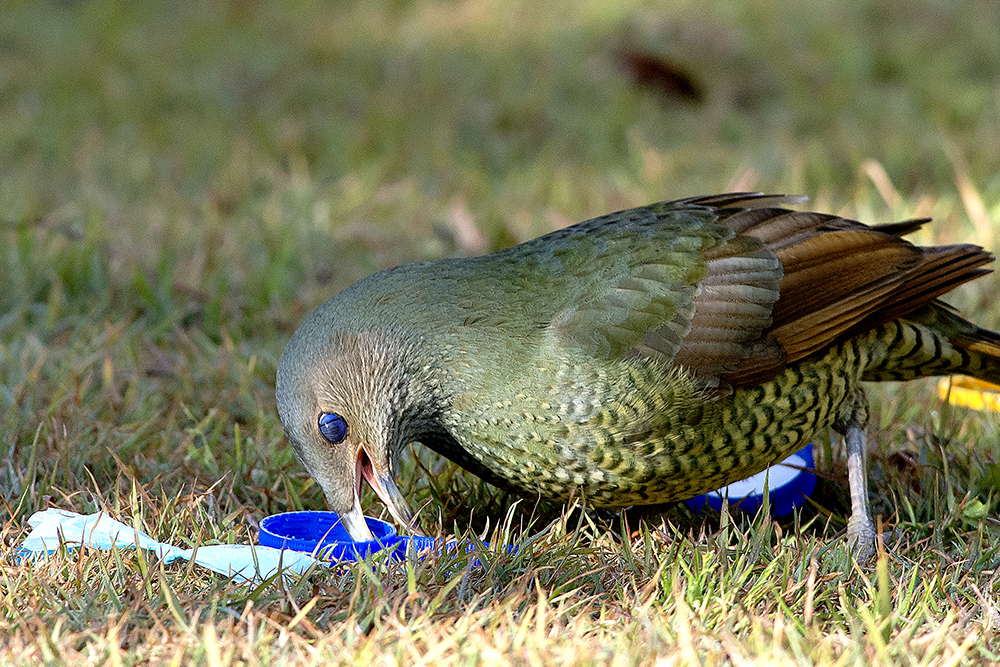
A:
[
  {"left": 393, "top": 535, "right": 443, "bottom": 558},
  {"left": 258, "top": 511, "right": 396, "bottom": 561},
  {"left": 685, "top": 444, "right": 816, "bottom": 517}
]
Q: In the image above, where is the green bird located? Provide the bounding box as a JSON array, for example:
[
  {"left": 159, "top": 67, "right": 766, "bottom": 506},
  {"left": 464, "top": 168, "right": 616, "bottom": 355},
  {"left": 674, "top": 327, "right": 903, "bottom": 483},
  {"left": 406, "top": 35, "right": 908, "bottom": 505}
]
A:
[{"left": 275, "top": 193, "right": 1000, "bottom": 556}]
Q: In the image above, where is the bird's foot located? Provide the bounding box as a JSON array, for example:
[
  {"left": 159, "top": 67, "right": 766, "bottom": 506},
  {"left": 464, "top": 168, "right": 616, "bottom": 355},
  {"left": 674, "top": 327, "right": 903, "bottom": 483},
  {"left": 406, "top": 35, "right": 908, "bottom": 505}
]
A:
[
  {"left": 846, "top": 514, "right": 900, "bottom": 562},
  {"left": 846, "top": 512, "right": 878, "bottom": 562}
]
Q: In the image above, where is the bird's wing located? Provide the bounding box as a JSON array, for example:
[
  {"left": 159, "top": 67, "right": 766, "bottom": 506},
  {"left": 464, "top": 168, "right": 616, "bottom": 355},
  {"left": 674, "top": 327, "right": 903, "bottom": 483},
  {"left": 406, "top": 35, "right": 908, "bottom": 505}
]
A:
[
  {"left": 544, "top": 193, "right": 993, "bottom": 388},
  {"left": 693, "top": 198, "right": 993, "bottom": 387},
  {"left": 544, "top": 194, "right": 785, "bottom": 370}
]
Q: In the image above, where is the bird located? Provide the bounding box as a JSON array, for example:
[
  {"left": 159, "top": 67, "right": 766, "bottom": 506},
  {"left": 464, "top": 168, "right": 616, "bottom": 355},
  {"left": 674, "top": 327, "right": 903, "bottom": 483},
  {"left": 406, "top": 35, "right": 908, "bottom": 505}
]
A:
[{"left": 275, "top": 193, "right": 1000, "bottom": 558}]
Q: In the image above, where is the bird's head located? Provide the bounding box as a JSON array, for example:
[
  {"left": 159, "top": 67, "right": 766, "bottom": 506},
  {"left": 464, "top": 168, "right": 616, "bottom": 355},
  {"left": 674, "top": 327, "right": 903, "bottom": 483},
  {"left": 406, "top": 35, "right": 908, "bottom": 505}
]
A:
[{"left": 275, "top": 319, "right": 432, "bottom": 542}]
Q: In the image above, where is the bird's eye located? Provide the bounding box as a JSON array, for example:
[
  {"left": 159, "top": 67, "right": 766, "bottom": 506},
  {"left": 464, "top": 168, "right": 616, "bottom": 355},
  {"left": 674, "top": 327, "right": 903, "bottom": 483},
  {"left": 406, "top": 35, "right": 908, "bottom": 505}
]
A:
[{"left": 318, "top": 412, "right": 347, "bottom": 444}]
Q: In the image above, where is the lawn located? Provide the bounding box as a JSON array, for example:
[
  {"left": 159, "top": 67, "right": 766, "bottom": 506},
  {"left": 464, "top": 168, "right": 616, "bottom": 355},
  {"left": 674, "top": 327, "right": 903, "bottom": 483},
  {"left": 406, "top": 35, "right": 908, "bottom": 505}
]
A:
[{"left": 3, "top": 0, "right": 1000, "bottom": 664}]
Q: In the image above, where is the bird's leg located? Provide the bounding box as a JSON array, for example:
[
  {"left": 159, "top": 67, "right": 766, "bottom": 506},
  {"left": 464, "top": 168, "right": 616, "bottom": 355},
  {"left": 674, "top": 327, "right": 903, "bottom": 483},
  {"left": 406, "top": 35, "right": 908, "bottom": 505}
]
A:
[
  {"left": 844, "top": 424, "right": 877, "bottom": 561},
  {"left": 834, "top": 388, "right": 878, "bottom": 561}
]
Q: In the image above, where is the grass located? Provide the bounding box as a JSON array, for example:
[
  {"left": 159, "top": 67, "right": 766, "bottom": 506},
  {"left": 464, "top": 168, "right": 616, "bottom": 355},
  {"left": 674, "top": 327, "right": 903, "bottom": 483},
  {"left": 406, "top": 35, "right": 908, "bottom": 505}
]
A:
[{"left": 2, "top": 0, "right": 1000, "bottom": 664}]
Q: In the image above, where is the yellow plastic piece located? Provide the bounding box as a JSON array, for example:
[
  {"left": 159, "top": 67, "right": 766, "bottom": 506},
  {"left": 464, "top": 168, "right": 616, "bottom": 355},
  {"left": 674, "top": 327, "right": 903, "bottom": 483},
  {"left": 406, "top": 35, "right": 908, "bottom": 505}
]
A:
[{"left": 938, "top": 377, "right": 1000, "bottom": 412}]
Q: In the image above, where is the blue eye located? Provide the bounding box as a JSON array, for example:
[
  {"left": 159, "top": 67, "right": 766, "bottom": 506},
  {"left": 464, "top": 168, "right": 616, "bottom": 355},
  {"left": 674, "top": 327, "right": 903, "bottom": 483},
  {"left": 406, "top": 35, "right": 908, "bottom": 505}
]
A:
[{"left": 318, "top": 412, "right": 347, "bottom": 444}]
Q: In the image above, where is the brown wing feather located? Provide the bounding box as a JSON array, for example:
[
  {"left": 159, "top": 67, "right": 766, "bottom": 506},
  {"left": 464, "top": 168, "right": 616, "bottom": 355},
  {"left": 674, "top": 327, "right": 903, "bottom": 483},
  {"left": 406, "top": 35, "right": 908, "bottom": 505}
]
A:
[
  {"left": 669, "top": 235, "right": 782, "bottom": 376},
  {"left": 671, "top": 196, "right": 994, "bottom": 388}
]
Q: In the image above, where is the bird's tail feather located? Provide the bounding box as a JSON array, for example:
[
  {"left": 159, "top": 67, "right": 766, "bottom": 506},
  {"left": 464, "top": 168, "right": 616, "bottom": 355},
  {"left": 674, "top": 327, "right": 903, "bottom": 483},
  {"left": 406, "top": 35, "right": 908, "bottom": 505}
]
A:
[
  {"left": 947, "top": 321, "right": 1000, "bottom": 386},
  {"left": 861, "top": 302, "right": 1000, "bottom": 385}
]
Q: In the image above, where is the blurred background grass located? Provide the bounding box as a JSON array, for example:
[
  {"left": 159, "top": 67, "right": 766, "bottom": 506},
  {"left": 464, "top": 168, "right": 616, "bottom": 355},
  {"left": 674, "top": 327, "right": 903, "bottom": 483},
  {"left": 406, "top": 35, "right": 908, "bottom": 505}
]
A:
[
  {"left": 2, "top": 0, "right": 1000, "bottom": 663},
  {"left": 4, "top": 0, "right": 1000, "bottom": 530},
  {"left": 4, "top": 0, "right": 1000, "bottom": 534}
]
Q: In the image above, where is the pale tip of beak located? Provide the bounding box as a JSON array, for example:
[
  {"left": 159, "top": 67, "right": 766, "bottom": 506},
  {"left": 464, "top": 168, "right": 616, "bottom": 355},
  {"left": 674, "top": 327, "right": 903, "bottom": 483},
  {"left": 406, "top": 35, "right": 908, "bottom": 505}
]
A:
[{"left": 338, "top": 497, "right": 375, "bottom": 542}]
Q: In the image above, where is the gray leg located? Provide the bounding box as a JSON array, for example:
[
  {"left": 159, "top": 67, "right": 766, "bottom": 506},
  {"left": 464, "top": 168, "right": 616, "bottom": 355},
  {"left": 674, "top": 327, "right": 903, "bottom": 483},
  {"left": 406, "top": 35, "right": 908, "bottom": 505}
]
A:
[{"left": 844, "top": 425, "right": 877, "bottom": 561}]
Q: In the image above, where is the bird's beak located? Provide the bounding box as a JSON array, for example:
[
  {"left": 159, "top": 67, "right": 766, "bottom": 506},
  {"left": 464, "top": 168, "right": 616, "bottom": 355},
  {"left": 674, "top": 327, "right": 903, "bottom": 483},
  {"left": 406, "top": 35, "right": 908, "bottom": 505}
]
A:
[
  {"left": 337, "top": 494, "right": 375, "bottom": 543},
  {"left": 351, "top": 444, "right": 419, "bottom": 540}
]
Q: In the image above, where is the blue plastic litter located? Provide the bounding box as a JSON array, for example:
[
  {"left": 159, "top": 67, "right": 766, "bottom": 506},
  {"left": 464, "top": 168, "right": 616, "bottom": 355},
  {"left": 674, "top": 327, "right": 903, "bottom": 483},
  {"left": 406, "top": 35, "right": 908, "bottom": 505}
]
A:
[
  {"left": 685, "top": 444, "right": 816, "bottom": 517},
  {"left": 258, "top": 511, "right": 397, "bottom": 560},
  {"left": 19, "top": 508, "right": 321, "bottom": 582},
  {"left": 259, "top": 511, "right": 513, "bottom": 563},
  {"left": 392, "top": 534, "right": 448, "bottom": 560}
]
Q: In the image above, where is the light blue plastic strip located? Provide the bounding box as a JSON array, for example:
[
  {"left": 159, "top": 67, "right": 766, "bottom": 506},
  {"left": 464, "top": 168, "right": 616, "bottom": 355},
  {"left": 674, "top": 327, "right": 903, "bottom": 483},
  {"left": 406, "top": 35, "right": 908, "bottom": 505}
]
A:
[{"left": 19, "top": 508, "right": 320, "bottom": 583}]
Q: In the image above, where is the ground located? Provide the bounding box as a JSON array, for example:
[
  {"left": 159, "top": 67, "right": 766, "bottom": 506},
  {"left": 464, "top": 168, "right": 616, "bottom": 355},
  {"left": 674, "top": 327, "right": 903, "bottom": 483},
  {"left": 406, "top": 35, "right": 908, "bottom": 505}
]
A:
[{"left": 2, "top": 0, "right": 1000, "bottom": 664}]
